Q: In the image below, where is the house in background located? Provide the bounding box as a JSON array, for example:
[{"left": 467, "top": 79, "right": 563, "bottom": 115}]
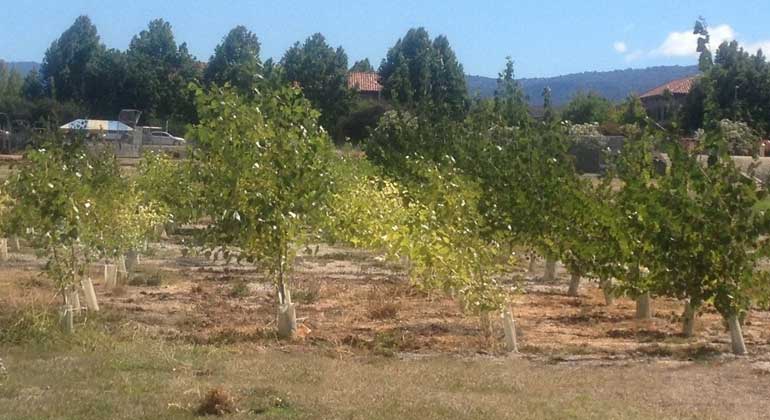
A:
[
  {"left": 348, "top": 72, "right": 382, "bottom": 101},
  {"left": 640, "top": 76, "right": 697, "bottom": 121}
]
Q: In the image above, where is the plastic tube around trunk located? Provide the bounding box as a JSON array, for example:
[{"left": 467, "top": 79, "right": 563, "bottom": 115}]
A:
[
  {"left": 502, "top": 307, "right": 518, "bottom": 353},
  {"left": 635, "top": 292, "right": 653, "bottom": 320},
  {"left": 104, "top": 264, "right": 118, "bottom": 288},
  {"left": 277, "top": 303, "right": 297, "bottom": 339},
  {"left": 81, "top": 277, "right": 99, "bottom": 312},
  {"left": 60, "top": 305, "right": 74, "bottom": 334},
  {"left": 727, "top": 314, "right": 748, "bottom": 355},
  {"left": 66, "top": 287, "right": 81, "bottom": 313}
]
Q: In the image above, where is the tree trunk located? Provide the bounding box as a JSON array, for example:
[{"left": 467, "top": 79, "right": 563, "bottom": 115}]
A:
[
  {"left": 10, "top": 236, "right": 20, "bottom": 252},
  {"left": 567, "top": 273, "right": 581, "bottom": 297},
  {"left": 681, "top": 301, "right": 696, "bottom": 337},
  {"left": 104, "top": 264, "right": 118, "bottom": 289},
  {"left": 543, "top": 257, "right": 557, "bottom": 282},
  {"left": 59, "top": 305, "right": 74, "bottom": 334},
  {"left": 727, "top": 314, "right": 748, "bottom": 355},
  {"left": 635, "top": 292, "right": 653, "bottom": 320},
  {"left": 0, "top": 238, "right": 7, "bottom": 262},
  {"left": 502, "top": 307, "right": 518, "bottom": 353},
  {"left": 479, "top": 311, "right": 493, "bottom": 338},
  {"left": 528, "top": 255, "right": 537, "bottom": 273},
  {"left": 81, "top": 278, "right": 99, "bottom": 312},
  {"left": 600, "top": 278, "right": 614, "bottom": 306}
]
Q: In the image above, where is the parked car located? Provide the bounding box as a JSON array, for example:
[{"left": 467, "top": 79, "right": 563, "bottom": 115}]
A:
[{"left": 149, "top": 131, "right": 185, "bottom": 145}]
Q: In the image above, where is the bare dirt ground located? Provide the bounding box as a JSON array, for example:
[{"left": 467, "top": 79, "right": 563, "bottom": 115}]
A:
[{"left": 3, "top": 235, "right": 770, "bottom": 363}]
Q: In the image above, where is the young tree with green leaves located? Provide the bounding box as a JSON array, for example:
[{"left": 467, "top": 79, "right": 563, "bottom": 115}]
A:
[
  {"left": 1, "top": 136, "right": 165, "bottom": 329},
  {"left": 188, "top": 84, "right": 334, "bottom": 338},
  {"left": 646, "top": 131, "right": 770, "bottom": 353}
]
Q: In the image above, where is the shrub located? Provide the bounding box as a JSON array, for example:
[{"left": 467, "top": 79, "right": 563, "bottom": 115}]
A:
[{"left": 196, "top": 388, "right": 235, "bottom": 416}]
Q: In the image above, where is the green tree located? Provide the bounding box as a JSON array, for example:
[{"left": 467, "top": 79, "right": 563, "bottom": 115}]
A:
[
  {"left": 126, "top": 19, "right": 201, "bottom": 126},
  {"left": 379, "top": 28, "right": 468, "bottom": 116},
  {"left": 21, "top": 69, "right": 45, "bottom": 100},
  {"left": 85, "top": 49, "right": 130, "bottom": 117},
  {"left": 40, "top": 15, "right": 104, "bottom": 103},
  {"left": 694, "top": 17, "right": 713, "bottom": 72},
  {"left": 281, "top": 33, "right": 353, "bottom": 134},
  {"left": 350, "top": 58, "right": 375, "bottom": 72},
  {"left": 647, "top": 130, "right": 770, "bottom": 353},
  {"left": 617, "top": 94, "right": 647, "bottom": 126},
  {"left": 204, "top": 26, "right": 262, "bottom": 93},
  {"left": 188, "top": 84, "right": 334, "bottom": 338},
  {"left": 494, "top": 57, "right": 529, "bottom": 127},
  {"left": 542, "top": 87, "right": 555, "bottom": 123},
  {"left": 562, "top": 92, "right": 613, "bottom": 124}
]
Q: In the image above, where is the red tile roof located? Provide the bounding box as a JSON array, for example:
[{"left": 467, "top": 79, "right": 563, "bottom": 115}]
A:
[
  {"left": 348, "top": 72, "right": 382, "bottom": 93},
  {"left": 640, "top": 76, "right": 697, "bottom": 98}
]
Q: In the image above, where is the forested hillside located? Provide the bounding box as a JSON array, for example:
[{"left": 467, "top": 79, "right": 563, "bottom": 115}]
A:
[{"left": 467, "top": 65, "right": 700, "bottom": 105}]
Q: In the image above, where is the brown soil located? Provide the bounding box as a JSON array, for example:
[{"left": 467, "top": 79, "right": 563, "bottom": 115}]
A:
[{"left": 3, "top": 238, "right": 770, "bottom": 363}]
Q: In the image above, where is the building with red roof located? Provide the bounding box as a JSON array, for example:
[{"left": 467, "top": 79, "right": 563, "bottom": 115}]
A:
[
  {"left": 348, "top": 72, "right": 382, "bottom": 101},
  {"left": 640, "top": 76, "right": 698, "bottom": 121}
]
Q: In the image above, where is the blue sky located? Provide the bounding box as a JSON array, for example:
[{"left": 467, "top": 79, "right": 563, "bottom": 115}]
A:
[{"left": 2, "top": 0, "right": 770, "bottom": 78}]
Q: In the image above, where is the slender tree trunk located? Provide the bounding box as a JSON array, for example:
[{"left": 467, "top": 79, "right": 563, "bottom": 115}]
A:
[
  {"left": 600, "top": 278, "right": 614, "bottom": 306},
  {"left": 635, "top": 292, "right": 653, "bottom": 320},
  {"left": 727, "top": 314, "right": 748, "bottom": 355},
  {"left": 502, "top": 307, "right": 518, "bottom": 353},
  {"left": 479, "top": 311, "right": 493, "bottom": 338},
  {"left": 543, "top": 257, "right": 557, "bottom": 282},
  {"left": 567, "top": 273, "right": 581, "bottom": 297},
  {"left": 681, "top": 300, "right": 697, "bottom": 337},
  {"left": 10, "top": 236, "right": 20, "bottom": 252},
  {"left": 528, "top": 255, "right": 537, "bottom": 273}
]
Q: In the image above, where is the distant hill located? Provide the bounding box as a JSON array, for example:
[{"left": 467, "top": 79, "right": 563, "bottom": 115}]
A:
[
  {"left": 466, "top": 65, "right": 700, "bottom": 106},
  {"left": 1, "top": 61, "right": 40, "bottom": 76}
]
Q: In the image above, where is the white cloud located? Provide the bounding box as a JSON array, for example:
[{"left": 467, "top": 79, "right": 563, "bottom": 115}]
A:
[
  {"left": 613, "top": 41, "right": 628, "bottom": 53},
  {"left": 653, "top": 24, "right": 736, "bottom": 57},
  {"left": 624, "top": 50, "right": 644, "bottom": 62},
  {"left": 743, "top": 40, "right": 770, "bottom": 55}
]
